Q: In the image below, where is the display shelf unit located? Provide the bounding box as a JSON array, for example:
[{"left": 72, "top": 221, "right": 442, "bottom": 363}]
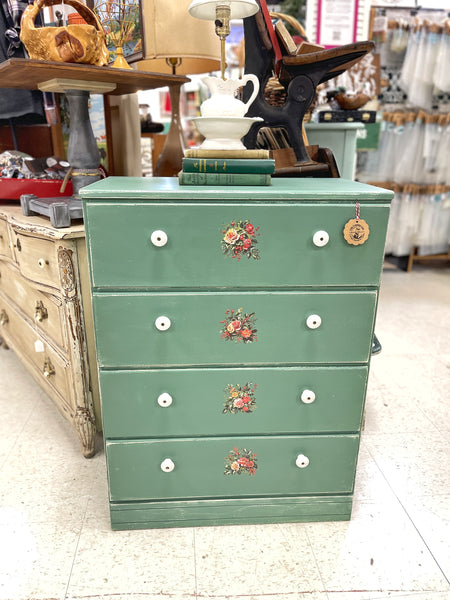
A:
[{"left": 0, "top": 59, "right": 189, "bottom": 219}]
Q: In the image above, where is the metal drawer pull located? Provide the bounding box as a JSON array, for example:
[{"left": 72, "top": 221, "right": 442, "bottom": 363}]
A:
[
  {"left": 35, "top": 301, "right": 48, "bottom": 322},
  {"left": 43, "top": 358, "right": 55, "bottom": 378},
  {"left": 301, "top": 389, "right": 316, "bottom": 404},
  {"left": 306, "top": 314, "right": 321, "bottom": 329},
  {"left": 157, "top": 392, "right": 173, "bottom": 407},
  {"left": 151, "top": 230, "right": 168, "bottom": 247},
  {"left": 11, "top": 238, "right": 21, "bottom": 251},
  {"left": 160, "top": 458, "right": 175, "bottom": 472},
  {"left": 38, "top": 258, "right": 49, "bottom": 269},
  {"left": 313, "top": 230, "right": 329, "bottom": 247},
  {"left": 155, "top": 316, "right": 171, "bottom": 331},
  {"left": 296, "top": 454, "right": 310, "bottom": 468},
  {"left": 0, "top": 309, "right": 9, "bottom": 325}
]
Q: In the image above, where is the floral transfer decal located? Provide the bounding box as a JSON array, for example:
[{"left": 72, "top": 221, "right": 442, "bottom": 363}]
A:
[
  {"left": 220, "top": 308, "right": 257, "bottom": 343},
  {"left": 224, "top": 447, "right": 258, "bottom": 476},
  {"left": 221, "top": 219, "right": 260, "bottom": 261},
  {"left": 223, "top": 383, "right": 257, "bottom": 414}
]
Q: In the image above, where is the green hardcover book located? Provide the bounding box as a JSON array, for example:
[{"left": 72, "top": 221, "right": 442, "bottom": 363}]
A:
[
  {"left": 182, "top": 157, "right": 275, "bottom": 174},
  {"left": 178, "top": 172, "right": 272, "bottom": 186}
]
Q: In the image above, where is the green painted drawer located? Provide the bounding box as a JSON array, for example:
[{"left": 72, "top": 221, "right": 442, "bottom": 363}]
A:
[
  {"left": 100, "top": 366, "right": 368, "bottom": 437},
  {"left": 85, "top": 203, "right": 389, "bottom": 289},
  {"left": 106, "top": 434, "right": 359, "bottom": 501},
  {"left": 92, "top": 290, "right": 377, "bottom": 367}
]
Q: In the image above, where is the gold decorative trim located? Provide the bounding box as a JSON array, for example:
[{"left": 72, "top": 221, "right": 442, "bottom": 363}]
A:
[
  {"left": 58, "top": 247, "right": 76, "bottom": 295},
  {"left": 74, "top": 406, "right": 96, "bottom": 458}
]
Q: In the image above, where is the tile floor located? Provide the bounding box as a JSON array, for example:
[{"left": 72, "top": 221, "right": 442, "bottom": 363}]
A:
[{"left": 0, "top": 263, "right": 449, "bottom": 600}]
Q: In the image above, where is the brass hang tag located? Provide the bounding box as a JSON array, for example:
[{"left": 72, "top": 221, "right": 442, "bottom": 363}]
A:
[
  {"left": 343, "top": 218, "right": 370, "bottom": 245},
  {"left": 343, "top": 203, "right": 370, "bottom": 245}
]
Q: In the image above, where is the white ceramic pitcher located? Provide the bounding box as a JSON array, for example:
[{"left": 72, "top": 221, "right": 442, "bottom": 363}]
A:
[{"left": 200, "top": 74, "right": 260, "bottom": 118}]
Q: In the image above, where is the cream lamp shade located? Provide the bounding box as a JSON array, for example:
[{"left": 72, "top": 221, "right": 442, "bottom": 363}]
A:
[
  {"left": 188, "top": 0, "right": 259, "bottom": 20},
  {"left": 136, "top": 0, "right": 221, "bottom": 75}
]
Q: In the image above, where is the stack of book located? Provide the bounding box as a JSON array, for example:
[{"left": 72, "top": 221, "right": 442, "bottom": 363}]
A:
[{"left": 178, "top": 148, "right": 275, "bottom": 186}]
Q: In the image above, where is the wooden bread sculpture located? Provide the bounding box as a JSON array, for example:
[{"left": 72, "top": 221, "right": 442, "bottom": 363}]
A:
[{"left": 20, "top": 0, "right": 109, "bottom": 66}]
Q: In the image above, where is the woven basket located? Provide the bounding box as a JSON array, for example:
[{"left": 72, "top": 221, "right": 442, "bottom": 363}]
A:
[{"left": 20, "top": 0, "right": 108, "bottom": 66}]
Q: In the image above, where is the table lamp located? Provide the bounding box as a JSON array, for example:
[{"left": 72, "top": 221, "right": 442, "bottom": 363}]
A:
[
  {"left": 187, "top": 0, "right": 263, "bottom": 151},
  {"left": 188, "top": 0, "right": 259, "bottom": 79},
  {"left": 136, "top": 0, "right": 221, "bottom": 175}
]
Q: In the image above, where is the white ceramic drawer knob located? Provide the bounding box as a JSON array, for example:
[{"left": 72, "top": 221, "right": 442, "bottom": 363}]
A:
[
  {"left": 306, "top": 314, "right": 321, "bottom": 329},
  {"left": 157, "top": 392, "right": 173, "bottom": 407},
  {"left": 155, "top": 316, "right": 171, "bottom": 331},
  {"left": 160, "top": 458, "right": 175, "bottom": 472},
  {"left": 37, "top": 258, "right": 48, "bottom": 269},
  {"left": 34, "top": 340, "right": 45, "bottom": 353},
  {"left": 151, "top": 230, "right": 168, "bottom": 247},
  {"left": 296, "top": 454, "right": 310, "bottom": 468},
  {"left": 313, "top": 230, "right": 329, "bottom": 247},
  {"left": 301, "top": 389, "right": 316, "bottom": 404}
]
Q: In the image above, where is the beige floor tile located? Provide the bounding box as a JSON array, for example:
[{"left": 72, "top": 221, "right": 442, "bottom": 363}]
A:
[
  {"left": 353, "top": 442, "right": 395, "bottom": 502},
  {"left": 364, "top": 432, "right": 450, "bottom": 502},
  {"left": 306, "top": 498, "right": 449, "bottom": 593},
  {"left": 0, "top": 425, "right": 104, "bottom": 526},
  {"left": 402, "top": 494, "right": 450, "bottom": 580},
  {"left": 0, "top": 348, "right": 41, "bottom": 467},
  {"left": 66, "top": 522, "right": 196, "bottom": 598},
  {"left": 194, "top": 523, "right": 325, "bottom": 596},
  {"left": 371, "top": 353, "right": 450, "bottom": 410},
  {"left": 0, "top": 520, "right": 81, "bottom": 600},
  {"left": 67, "top": 596, "right": 197, "bottom": 600},
  {"left": 363, "top": 381, "right": 438, "bottom": 434},
  {"left": 0, "top": 437, "right": 14, "bottom": 468},
  {"left": 195, "top": 595, "right": 330, "bottom": 600},
  {"left": 328, "top": 592, "right": 450, "bottom": 599},
  {"left": 66, "top": 595, "right": 330, "bottom": 600}
]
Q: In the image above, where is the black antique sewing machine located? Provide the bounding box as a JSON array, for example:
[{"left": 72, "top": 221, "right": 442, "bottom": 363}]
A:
[{"left": 242, "top": 0, "right": 374, "bottom": 175}]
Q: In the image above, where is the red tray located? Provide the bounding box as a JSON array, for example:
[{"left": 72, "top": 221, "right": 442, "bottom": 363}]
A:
[{"left": 0, "top": 178, "right": 73, "bottom": 200}]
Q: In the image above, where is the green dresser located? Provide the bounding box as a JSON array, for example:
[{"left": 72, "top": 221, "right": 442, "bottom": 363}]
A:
[{"left": 81, "top": 177, "right": 392, "bottom": 530}]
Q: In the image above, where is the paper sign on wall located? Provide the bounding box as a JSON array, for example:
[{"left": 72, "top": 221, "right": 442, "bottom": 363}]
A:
[{"left": 317, "top": 0, "right": 358, "bottom": 47}]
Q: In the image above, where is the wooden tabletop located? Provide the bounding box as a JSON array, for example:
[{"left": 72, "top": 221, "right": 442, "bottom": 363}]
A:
[
  {"left": 0, "top": 202, "right": 85, "bottom": 239},
  {"left": 0, "top": 58, "right": 189, "bottom": 95}
]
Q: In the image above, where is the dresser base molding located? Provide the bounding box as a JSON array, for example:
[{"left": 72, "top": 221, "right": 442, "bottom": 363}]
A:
[{"left": 110, "top": 495, "right": 353, "bottom": 530}]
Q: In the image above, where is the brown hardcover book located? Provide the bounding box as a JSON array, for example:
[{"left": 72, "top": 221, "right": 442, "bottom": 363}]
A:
[{"left": 184, "top": 148, "right": 270, "bottom": 159}]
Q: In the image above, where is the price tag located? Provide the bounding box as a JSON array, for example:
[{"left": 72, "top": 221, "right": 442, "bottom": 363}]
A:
[{"left": 343, "top": 203, "right": 370, "bottom": 245}]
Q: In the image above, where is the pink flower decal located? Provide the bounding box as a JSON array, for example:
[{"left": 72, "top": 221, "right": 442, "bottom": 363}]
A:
[
  {"left": 224, "top": 447, "right": 258, "bottom": 475},
  {"left": 221, "top": 219, "right": 260, "bottom": 261},
  {"left": 223, "top": 383, "right": 257, "bottom": 414},
  {"left": 220, "top": 308, "right": 257, "bottom": 343}
]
